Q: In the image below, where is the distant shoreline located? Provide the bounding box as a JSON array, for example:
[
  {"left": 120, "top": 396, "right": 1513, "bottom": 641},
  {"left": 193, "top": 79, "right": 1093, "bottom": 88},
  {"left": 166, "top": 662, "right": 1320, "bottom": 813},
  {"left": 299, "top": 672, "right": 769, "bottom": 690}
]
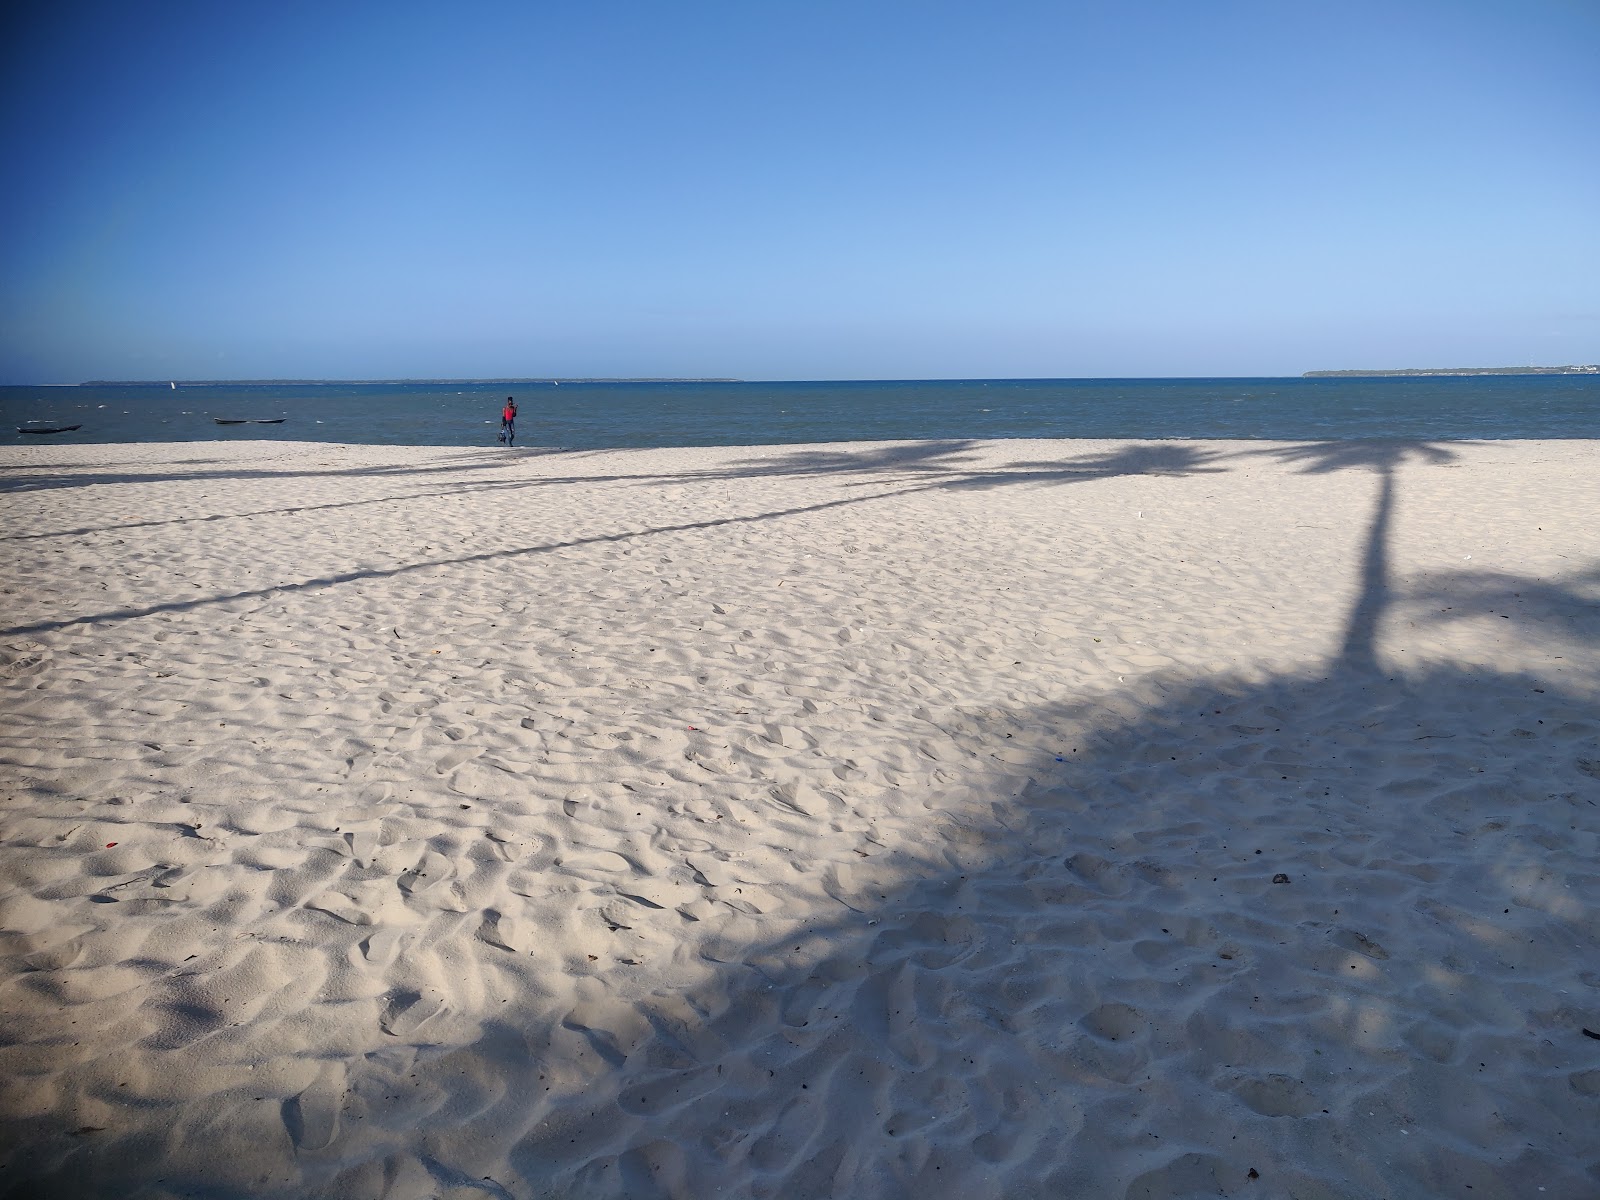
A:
[{"left": 1303, "top": 365, "right": 1599, "bottom": 378}]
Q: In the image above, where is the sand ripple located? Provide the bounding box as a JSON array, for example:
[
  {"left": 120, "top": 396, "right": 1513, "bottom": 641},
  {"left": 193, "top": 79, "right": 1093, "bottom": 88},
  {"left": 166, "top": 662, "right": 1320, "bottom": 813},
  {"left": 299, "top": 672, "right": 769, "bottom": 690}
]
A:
[{"left": 1, "top": 438, "right": 1597, "bottom": 1198}]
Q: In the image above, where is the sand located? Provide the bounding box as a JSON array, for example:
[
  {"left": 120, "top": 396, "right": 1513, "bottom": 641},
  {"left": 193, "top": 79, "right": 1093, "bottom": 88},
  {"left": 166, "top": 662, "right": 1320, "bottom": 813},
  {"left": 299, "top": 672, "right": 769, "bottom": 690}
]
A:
[{"left": 0, "top": 436, "right": 1596, "bottom": 1199}]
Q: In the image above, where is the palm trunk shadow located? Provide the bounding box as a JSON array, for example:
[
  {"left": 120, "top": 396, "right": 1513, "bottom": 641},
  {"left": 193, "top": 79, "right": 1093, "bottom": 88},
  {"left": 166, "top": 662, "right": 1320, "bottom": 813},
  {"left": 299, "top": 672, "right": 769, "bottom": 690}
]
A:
[{"left": 1338, "top": 462, "right": 1394, "bottom": 673}]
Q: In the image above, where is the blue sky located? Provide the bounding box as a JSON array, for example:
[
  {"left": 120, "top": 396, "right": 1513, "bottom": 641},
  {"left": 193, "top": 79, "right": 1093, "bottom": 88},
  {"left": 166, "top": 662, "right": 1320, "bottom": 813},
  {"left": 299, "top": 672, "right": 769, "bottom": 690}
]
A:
[{"left": 1, "top": 0, "right": 1596, "bottom": 381}]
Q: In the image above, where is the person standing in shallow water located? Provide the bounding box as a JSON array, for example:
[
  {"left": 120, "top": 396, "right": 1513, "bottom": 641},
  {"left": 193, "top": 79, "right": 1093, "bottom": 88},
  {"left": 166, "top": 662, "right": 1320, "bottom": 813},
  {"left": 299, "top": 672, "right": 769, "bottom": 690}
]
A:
[{"left": 500, "top": 396, "right": 517, "bottom": 446}]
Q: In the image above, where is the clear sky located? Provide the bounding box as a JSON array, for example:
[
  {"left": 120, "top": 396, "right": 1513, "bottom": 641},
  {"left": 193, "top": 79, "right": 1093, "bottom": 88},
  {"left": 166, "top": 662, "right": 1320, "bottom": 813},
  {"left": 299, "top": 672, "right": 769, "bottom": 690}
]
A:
[{"left": 2, "top": 0, "right": 1596, "bottom": 382}]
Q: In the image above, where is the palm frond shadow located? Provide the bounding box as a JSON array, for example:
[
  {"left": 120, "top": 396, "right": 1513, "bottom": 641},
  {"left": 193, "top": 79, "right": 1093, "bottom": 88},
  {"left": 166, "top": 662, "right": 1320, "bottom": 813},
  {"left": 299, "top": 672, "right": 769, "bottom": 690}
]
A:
[
  {"left": 454, "top": 438, "right": 1598, "bottom": 1198},
  {"left": 0, "top": 443, "right": 1227, "bottom": 635},
  {"left": 1411, "top": 565, "right": 1600, "bottom": 646}
]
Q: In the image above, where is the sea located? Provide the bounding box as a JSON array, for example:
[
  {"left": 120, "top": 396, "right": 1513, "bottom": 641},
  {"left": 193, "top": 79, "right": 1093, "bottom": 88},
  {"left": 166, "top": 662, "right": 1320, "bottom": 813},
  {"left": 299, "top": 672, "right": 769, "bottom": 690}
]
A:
[{"left": 3, "top": 376, "right": 1598, "bottom": 449}]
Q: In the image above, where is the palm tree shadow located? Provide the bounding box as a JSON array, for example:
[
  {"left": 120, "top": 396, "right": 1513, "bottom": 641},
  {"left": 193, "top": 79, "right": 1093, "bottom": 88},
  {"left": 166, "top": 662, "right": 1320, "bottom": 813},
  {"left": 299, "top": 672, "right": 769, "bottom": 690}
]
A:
[
  {"left": 1243, "top": 440, "right": 1463, "bottom": 672},
  {"left": 718, "top": 440, "right": 988, "bottom": 478},
  {"left": 934, "top": 442, "right": 1229, "bottom": 492},
  {"left": 1, "top": 441, "right": 1229, "bottom": 636},
  {"left": 460, "top": 437, "right": 1599, "bottom": 1198},
  {"left": 1411, "top": 564, "right": 1600, "bottom": 651},
  {"left": 1, "top": 440, "right": 1207, "bottom": 544},
  {"left": 716, "top": 440, "right": 1229, "bottom": 493},
  {"left": 9, "top": 439, "right": 1598, "bottom": 1199}
]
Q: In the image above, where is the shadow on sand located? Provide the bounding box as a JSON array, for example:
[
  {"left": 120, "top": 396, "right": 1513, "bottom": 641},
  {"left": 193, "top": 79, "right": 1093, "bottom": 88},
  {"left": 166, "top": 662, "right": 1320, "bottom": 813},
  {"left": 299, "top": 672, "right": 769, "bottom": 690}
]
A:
[
  {"left": 0, "top": 442, "right": 1227, "bottom": 636},
  {"left": 419, "top": 441, "right": 1594, "bottom": 1199},
  {"left": 6, "top": 440, "right": 1598, "bottom": 1199},
  {"left": 416, "top": 442, "right": 1597, "bottom": 1197}
]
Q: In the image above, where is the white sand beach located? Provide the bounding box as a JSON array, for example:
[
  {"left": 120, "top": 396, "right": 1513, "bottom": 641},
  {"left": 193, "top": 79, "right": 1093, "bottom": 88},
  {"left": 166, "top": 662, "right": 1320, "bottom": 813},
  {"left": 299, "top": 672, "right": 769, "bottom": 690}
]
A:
[{"left": 1, "top": 437, "right": 1597, "bottom": 1199}]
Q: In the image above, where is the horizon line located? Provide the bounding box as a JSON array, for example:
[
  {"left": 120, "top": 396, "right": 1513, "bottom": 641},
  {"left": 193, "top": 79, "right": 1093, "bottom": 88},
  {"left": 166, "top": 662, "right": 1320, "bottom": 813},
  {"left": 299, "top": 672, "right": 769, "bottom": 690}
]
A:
[{"left": 3, "top": 364, "right": 1597, "bottom": 387}]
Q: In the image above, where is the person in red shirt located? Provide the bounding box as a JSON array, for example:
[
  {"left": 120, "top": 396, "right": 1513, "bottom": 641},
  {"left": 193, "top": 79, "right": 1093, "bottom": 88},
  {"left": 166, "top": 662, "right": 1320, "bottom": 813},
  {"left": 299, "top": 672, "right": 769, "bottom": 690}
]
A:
[{"left": 500, "top": 397, "right": 517, "bottom": 446}]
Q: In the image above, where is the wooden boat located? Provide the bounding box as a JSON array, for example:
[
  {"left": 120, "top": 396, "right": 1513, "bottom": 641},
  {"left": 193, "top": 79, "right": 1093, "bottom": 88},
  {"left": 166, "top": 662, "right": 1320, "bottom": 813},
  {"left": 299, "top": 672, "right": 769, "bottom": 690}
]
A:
[{"left": 16, "top": 424, "right": 82, "bottom": 435}]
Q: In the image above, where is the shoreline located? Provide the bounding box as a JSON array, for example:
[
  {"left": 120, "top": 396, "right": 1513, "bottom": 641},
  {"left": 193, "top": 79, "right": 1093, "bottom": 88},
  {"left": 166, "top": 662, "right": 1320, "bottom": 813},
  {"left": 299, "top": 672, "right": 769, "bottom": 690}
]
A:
[
  {"left": 9, "top": 375, "right": 1599, "bottom": 452},
  {"left": 2, "top": 438, "right": 1597, "bottom": 1197}
]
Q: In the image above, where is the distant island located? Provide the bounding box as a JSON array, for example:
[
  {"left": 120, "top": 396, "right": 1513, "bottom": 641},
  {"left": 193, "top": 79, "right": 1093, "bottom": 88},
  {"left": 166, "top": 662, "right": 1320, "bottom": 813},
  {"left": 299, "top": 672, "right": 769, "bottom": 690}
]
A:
[
  {"left": 1304, "top": 365, "right": 1598, "bottom": 378},
  {"left": 79, "top": 377, "right": 744, "bottom": 386}
]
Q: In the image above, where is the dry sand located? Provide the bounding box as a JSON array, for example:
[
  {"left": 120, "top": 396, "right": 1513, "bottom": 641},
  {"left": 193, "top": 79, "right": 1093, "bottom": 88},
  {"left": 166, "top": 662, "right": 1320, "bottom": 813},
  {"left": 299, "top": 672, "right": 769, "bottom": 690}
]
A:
[{"left": 0, "top": 437, "right": 1596, "bottom": 1199}]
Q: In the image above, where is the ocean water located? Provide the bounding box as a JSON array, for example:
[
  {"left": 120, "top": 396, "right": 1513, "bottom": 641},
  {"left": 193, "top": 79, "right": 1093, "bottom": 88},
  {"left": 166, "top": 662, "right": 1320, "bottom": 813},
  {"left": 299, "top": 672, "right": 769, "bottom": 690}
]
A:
[{"left": 3, "top": 376, "right": 1598, "bottom": 449}]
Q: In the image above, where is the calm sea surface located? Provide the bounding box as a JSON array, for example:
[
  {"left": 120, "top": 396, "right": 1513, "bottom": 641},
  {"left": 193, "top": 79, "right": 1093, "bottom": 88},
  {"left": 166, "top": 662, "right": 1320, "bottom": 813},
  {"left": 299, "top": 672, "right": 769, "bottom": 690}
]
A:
[{"left": 3, "top": 377, "right": 1598, "bottom": 449}]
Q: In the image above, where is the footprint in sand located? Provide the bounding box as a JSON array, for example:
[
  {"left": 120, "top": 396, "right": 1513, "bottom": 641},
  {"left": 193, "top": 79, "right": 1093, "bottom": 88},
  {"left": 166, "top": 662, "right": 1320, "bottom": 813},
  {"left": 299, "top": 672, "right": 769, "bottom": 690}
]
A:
[
  {"left": 397, "top": 850, "right": 454, "bottom": 896},
  {"left": 770, "top": 780, "right": 831, "bottom": 817},
  {"left": 1402, "top": 1020, "right": 1458, "bottom": 1063},
  {"left": 560, "top": 1005, "right": 636, "bottom": 1069},
  {"left": 685, "top": 854, "right": 734, "bottom": 889},
  {"left": 872, "top": 911, "right": 982, "bottom": 970},
  {"left": 1125, "top": 1151, "right": 1248, "bottom": 1200},
  {"left": 1330, "top": 928, "right": 1391, "bottom": 960},
  {"left": 305, "top": 892, "right": 375, "bottom": 926},
  {"left": 16, "top": 927, "right": 92, "bottom": 972},
  {"left": 475, "top": 907, "right": 523, "bottom": 953},
  {"left": 379, "top": 988, "right": 446, "bottom": 1038},
  {"left": 281, "top": 1063, "right": 346, "bottom": 1152},
  {"left": 343, "top": 829, "right": 379, "bottom": 868},
  {"left": 1080, "top": 1002, "right": 1147, "bottom": 1042},
  {"left": 433, "top": 745, "right": 478, "bottom": 774},
  {"left": 356, "top": 927, "right": 406, "bottom": 967},
  {"left": 1063, "top": 852, "right": 1129, "bottom": 897},
  {"left": 1131, "top": 938, "right": 1185, "bottom": 967},
  {"left": 1228, "top": 1072, "right": 1320, "bottom": 1117},
  {"left": 748, "top": 723, "right": 811, "bottom": 754}
]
